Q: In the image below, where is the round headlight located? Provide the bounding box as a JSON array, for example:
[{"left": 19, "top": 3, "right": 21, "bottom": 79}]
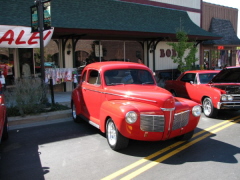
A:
[
  {"left": 227, "top": 95, "right": 233, "bottom": 101},
  {"left": 125, "top": 111, "right": 137, "bottom": 124},
  {"left": 221, "top": 95, "right": 227, "bottom": 101},
  {"left": 192, "top": 105, "right": 201, "bottom": 117}
]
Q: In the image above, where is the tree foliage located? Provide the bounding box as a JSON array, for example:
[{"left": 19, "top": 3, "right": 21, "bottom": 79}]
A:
[{"left": 167, "top": 30, "right": 198, "bottom": 72}]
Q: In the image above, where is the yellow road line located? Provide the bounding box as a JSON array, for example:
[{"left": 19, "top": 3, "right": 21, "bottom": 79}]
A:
[
  {"left": 101, "top": 116, "right": 240, "bottom": 180},
  {"left": 121, "top": 118, "right": 240, "bottom": 180}
]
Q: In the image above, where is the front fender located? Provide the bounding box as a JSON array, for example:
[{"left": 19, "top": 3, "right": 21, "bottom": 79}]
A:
[
  {"left": 99, "top": 100, "right": 162, "bottom": 133},
  {"left": 99, "top": 100, "right": 139, "bottom": 133},
  {"left": 200, "top": 87, "right": 222, "bottom": 108}
]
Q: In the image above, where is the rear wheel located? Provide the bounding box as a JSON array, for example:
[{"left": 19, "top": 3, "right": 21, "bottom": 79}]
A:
[
  {"left": 171, "top": 90, "right": 177, "bottom": 97},
  {"left": 2, "top": 116, "right": 8, "bottom": 141},
  {"left": 106, "top": 118, "right": 129, "bottom": 151},
  {"left": 175, "top": 130, "right": 194, "bottom": 141},
  {"left": 202, "top": 97, "right": 218, "bottom": 118},
  {"left": 71, "top": 100, "right": 81, "bottom": 123}
]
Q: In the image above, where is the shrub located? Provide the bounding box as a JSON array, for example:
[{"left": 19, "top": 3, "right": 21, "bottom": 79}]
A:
[{"left": 5, "top": 78, "right": 50, "bottom": 116}]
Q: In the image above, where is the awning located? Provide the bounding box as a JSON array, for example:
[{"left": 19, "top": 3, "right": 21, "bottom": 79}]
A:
[
  {"left": 203, "top": 18, "right": 240, "bottom": 46},
  {"left": 0, "top": 0, "right": 221, "bottom": 41},
  {"left": 51, "top": 0, "right": 221, "bottom": 41}
]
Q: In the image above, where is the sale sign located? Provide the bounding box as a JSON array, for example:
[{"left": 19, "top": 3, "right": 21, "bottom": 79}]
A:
[{"left": 0, "top": 25, "right": 54, "bottom": 48}]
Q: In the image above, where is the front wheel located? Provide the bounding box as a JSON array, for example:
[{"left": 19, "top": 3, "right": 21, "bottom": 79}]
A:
[
  {"left": 71, "top": 100, "right": 81, "bottom": 123},
  {"left": 202, "top": 97, "right": 218, "bottom": 118},
  {"left": 106, "top": 118, "right": 129, "bottom": 151}
]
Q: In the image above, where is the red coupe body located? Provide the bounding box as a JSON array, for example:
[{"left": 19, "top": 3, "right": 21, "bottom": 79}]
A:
[
  {"left": 71, "top": 62, "right": 201, "bottom": 150},
  {"left": 165, "top": 67, "right": 240, "bottom": 118}
]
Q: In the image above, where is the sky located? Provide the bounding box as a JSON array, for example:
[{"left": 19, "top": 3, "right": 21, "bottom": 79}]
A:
[{"left": 203, "top": 0, "right": 240, "bottom": 37}]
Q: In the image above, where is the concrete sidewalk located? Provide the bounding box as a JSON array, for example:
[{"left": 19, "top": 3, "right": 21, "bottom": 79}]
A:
[
  {"left": 8, "top": 92, "right": 73, "bottom": 130},
  {"left": 47, "top": 91, "right": 72, "bottom": 107}
]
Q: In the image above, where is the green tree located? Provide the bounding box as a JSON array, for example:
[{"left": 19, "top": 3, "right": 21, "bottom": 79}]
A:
[{"left": 167, "top": 30, "right": 198, "bottom": 72}]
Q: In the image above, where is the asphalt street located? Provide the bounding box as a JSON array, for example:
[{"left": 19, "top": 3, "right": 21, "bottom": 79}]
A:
[{"left": 0, "top": 110, "right": 240, "bottom": 180}]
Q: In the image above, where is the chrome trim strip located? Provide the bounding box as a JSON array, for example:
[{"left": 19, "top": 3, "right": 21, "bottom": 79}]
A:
[
  {"left": 89, "top": 121, "right": 100, "bottom": 129},
  {"left": 82, "top": 86, "right": 157, "bottom": 103},
  {"left": 168, "top": 110, "right": 173, "bottom": 131},
  {"left": 161, "top": 108, "right": 175, "bottom": 111},
  {"left": 104, "top": 92, "right": 157, "bottom": 103},
  {"left": 174, "top": 110, "right": 190, "bottom": 115},
  {"left": 140, "top": 114, "right": 164, "bottom": 117},
  {"left": 217, "top": 102, "right": 240, "bottom": 109}
]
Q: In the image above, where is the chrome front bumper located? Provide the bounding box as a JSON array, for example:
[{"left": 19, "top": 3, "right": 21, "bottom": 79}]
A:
[{"left": 217, "top": 101, "right": 240, "bottom": 109}]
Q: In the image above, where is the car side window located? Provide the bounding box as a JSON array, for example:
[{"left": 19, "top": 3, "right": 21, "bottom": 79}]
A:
[
  {"left": 88, "top": 70, "right": 101, "bottom": 85},
  {"left": 82, "top": 71, "right": 87, "bottom": 82},
  {"left": 180, "top": 73, "right": 196, "bottom": 83}
]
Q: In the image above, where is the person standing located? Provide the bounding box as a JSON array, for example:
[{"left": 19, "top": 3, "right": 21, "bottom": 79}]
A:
[{"left": 137, "top": 58, "right": 144, "bottom": 64}]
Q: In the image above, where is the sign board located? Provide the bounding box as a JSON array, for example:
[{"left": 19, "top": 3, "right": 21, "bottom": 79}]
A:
[
  {"left": 218, "top": 46, "right": 224, "bottom": 50},
  {"left": 31, "top": 0, "right": 51, "bottom": 32},
  {"left": 0, "top": 25, "right": 54, "bottom": 48},
  {"left": 95, "top": 45, "right": 103, "bottom": 57}
]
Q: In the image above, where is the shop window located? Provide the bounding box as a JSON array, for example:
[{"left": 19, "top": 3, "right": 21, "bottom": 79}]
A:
[
  {"left": 19, "top": 48, "right": 33, "bottom": 78},
  {"left": 75, "top": 50, "right": 89, "bottom": 67}
]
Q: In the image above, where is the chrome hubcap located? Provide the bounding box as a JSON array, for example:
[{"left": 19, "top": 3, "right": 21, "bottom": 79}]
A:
[
  {"left": 107, "top": 121, "right": 117, "bottom": 146},
  {"left": 72, "top": 104, "right": 77, "bottom": 119},
  {"left": 203, "top": 99, "right": 211, "bottom": 116}
]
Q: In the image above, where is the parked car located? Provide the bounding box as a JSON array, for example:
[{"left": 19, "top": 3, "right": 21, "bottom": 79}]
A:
[
  {"left": 165, "top": 68, "right": 240, "bottom": 118},
  {"left": 0, "top": 83, "right": 8, "bottom": 144},
  {"left": 71, "top": 62, "right": 201, "bottom": 150}
]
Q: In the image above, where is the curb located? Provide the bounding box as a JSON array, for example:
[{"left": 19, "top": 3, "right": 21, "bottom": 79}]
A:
[{"left": 8, "top": 109, "right": 72, "bottom": 126}]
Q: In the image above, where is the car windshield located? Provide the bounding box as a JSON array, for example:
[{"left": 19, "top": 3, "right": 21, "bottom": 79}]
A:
[
  {"left": 199, "top": 73, "right": 218, "bottom": 84},
  {"left": 104, "top": 69, "right": 155, "bottom": 85}
]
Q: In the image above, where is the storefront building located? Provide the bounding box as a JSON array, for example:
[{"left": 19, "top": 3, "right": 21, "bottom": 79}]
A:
[
  {"left": 0, "top": 0, "right": 238, "bottom": 91},
  {"left": 201, "top": 2, "right": 240, "bottom": 69}
]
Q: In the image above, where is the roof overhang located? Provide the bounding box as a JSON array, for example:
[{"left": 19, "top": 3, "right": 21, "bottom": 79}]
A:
[
  {"left": 52, "top": 27, "right": 221, "bottom": 42},
  {"left": 51, "top": 0, "right": 221, "bottom": 42},
  {"left": 203, "top": 18, "right": 240, "bottom": 46}
]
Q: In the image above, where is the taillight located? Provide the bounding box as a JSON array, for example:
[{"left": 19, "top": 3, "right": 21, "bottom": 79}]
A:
[{"left": 0, "top": 95, "right": 3, "bottom": 104}]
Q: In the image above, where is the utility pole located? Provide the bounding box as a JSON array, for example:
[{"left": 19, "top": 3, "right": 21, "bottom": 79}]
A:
[{"left": 35, "top": 0, "right": 45, "bottom": 82}]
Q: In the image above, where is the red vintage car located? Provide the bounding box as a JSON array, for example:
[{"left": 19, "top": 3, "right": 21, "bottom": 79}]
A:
[
  {"left": 165, "top": 67, "right": 240, "bottom": 118},
  {"left": 71, "top": 62, "right": 201, "bottom": 150},
  {"left": 0, "top": 83, "right": 8, "bottom": 144}
]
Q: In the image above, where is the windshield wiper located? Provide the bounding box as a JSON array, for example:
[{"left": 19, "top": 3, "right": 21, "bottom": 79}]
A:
[{"left": 108, "top": 83, "right": 124, "bottom": 86}]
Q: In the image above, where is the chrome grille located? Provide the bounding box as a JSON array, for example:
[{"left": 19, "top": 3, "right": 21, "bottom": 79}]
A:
[
  {"left": 140, "top": 114, "right": 164, "bottom": 132},
  {"left": 232, "top": 95, "right": 240, "bottom": 101},
  {"left": 172, "top": 110, "right": 190, "bottom": 130}
]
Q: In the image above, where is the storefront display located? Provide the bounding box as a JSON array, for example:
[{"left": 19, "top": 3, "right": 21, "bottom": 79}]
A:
[{"left": 45, "top": 68, "right": 78, "bottom": 85}]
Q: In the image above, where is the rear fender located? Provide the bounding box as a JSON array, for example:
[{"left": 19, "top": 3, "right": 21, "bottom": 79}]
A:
[{"left": 71, "top": 90, "right": 82, "bottom": 116}]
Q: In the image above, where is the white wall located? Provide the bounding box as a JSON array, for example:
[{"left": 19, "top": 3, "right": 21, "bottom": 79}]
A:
[
  {"left": 149, "top": 0, "right": 201, "bottom": 9},
  {"left": 64, "top": 40, "right": 74, "bottom": 92},
  {"left": 148, "top": 41, "right": 200, "bottom": 71},
  {"left": 187, "top": 12, "right": 201, "bottom": 26}
]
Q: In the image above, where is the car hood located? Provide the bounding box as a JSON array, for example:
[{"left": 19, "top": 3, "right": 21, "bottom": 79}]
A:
[
  {"left": 105, "top": 85, "right": 176, "bottom": 108},
  {"left": 210, "top": 67, "right": 240, "bottom": 84},
  {"left": 208, "top": 83, "right": 240, "bottom": 94}
]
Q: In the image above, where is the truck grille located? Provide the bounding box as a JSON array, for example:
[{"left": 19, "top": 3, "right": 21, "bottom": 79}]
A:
[
  {"left": 140, "top": 110, "right": 190, "bottom": 132},
  {"left": 140, "top": 115, "right": 165, "bottom": 132},
  {"left": 172, "top": 110, "right": 190, "bottom": 130},
  {"left": 232, "top": 95, "right": 240, "bottom": 101}
]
